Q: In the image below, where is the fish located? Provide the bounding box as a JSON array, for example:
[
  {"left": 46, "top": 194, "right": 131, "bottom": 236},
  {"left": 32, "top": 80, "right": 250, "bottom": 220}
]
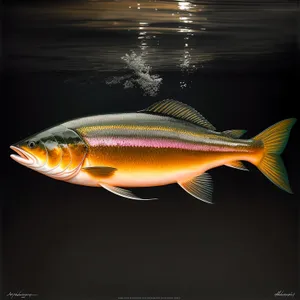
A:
[{"left": 10, "top": 99, "right": 296, "bottom": 203}]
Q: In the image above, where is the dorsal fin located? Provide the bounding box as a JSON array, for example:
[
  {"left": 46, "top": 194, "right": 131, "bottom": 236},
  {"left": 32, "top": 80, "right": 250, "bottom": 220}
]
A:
[
  {"left": 139, "top": 99, "right": 216, "bottom": 131},
  {"left": 223, "top": 129, "right": 247, "bottom": 139}
]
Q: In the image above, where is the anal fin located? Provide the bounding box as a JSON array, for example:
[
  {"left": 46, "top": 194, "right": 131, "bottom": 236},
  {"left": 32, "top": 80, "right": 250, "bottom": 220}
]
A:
[
  {"left": 225, "top": 161, "right": 248, "bottom": 171},
  {"left": 178, "top": 173, "right": 213, "bottom": 204},
  {"left": 100, "top": 183, "right": 158, "bottom": 201}
]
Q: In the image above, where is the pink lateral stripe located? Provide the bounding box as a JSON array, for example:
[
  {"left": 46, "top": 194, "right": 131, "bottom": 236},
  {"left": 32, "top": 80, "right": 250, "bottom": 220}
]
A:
[{"left": 86, "top": 137, "right": 248, "bottom": 152}]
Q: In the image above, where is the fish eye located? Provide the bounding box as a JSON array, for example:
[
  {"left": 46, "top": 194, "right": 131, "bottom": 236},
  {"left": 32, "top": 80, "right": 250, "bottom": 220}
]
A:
[{"left": 27, "top": 140, "right": 37, "bottom": 149}]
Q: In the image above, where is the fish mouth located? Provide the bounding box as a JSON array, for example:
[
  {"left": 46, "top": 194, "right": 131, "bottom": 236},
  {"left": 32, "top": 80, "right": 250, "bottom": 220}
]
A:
[{"left": 10, "top": 145, "right": 34, "bottom": 166}]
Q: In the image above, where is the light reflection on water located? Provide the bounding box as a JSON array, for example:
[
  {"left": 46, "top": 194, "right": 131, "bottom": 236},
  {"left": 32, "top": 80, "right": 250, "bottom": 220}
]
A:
[{"left": 4, "top": 0, "right": 297, "bottom": 74}]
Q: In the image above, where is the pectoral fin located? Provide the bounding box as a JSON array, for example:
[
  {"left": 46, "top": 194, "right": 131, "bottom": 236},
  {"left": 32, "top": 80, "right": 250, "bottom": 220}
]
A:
[
  {"left": 100, "top": 183, "right": 158, "bottom": 201},
  {"left": 225, "top": 161, "right": 248, "bottom": 171},
  {"left": 82, "top": 166, "right": 117, "bottom": 178},
  {"left": 178, "top": 173, "right": 213, "bottom": 204}
]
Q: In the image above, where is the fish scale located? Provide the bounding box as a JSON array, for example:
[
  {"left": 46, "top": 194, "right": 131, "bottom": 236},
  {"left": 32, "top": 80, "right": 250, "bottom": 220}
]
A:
[{"left": 10, "top": 99, "right": 296, "bottom": 203}]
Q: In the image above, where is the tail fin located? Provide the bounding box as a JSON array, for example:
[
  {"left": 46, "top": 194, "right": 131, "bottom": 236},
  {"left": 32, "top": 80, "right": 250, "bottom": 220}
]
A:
[{"left": 253, "top": 118, "right": 296, "bottom": 193}]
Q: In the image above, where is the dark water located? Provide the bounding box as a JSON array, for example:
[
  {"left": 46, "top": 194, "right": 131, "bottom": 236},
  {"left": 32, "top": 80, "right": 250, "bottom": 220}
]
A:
[
  {"left": 3, "top": 0, "right": 298, "bottom": 72},
  {"left": 2, "top": 1, "right": 299, "bottom": 300}
]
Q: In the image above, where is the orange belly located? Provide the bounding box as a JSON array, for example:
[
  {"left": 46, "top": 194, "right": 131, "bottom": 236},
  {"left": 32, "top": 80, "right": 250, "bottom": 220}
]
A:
[{"left": 68, "top": 146, "right": 263, "bottom": 187}]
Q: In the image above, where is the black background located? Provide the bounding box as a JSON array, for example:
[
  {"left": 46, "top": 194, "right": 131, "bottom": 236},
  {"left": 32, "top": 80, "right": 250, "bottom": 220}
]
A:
[{"left": 1, "top": 1, "right": 299, "bottom": 300}]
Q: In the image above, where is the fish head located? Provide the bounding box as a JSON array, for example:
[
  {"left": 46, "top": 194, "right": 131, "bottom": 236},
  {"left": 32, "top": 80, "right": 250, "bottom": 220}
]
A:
[
  {"left": 10, "top": 133, "right": 48, "bottom": 169},
  {"left": 10, "top": 125, "right": 88, "bottom": 180}
]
